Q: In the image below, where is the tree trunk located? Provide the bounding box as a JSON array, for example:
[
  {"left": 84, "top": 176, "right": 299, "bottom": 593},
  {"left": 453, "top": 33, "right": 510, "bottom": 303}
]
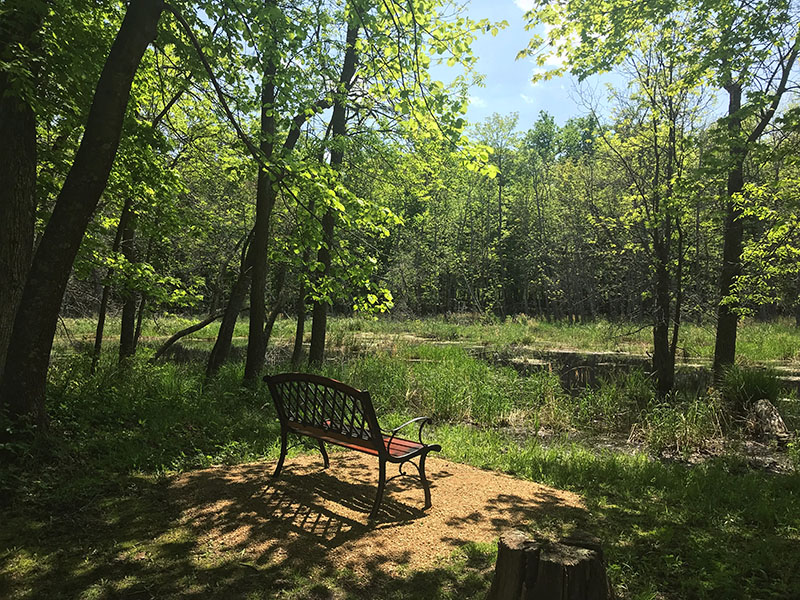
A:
[
  {"left": 91, "top": 283, "right": 112, "bottom": 374},
  {"left": 206, "top": 48, "right": 315, "bottom": 378},
  {"left": 134, "top": 294, "right": 146, "bottom": 348},
  {"left": 291, "top": 285, "right": 308, "bottom": 367},
  {"left": 0, "top": 0, "right": 164, "bottom": 424},
  {"left": 262, "top": 262, "right": 287, "bottom": 354},
  {"left": 713, "top": 83, "right": 744, "bottom": 381},
  {"left": 150, "top": 311, "right": 226, "bottom": 363},
  {"left": 308, "top": 10, "right": 359, "bottom": 365},
  {"left": 670, "top": 222, "right": 684, "bottom": 360},
  {"left": 0, "top": 88, "right": 36, "bottom": 384},
  {"left": 243, "top": 39, "right": 278, "bottom": 384},
  {"left": 118, "top": 213, "right": 138, "bottom": 362},
  {"left": 90, "top": 197, "right": 133, "bottom": 373},
  {"left": 205, "top": 240, "right": 253, "bottom": 379},
  {"left": 0, "top": 1, "right": 46, "bottom": 384},
  {"left": 652, "top": 239, "right": 674, "bottom": 395},
  {"left": 308, "top": 208, "right": 335, "bottom": 365}
]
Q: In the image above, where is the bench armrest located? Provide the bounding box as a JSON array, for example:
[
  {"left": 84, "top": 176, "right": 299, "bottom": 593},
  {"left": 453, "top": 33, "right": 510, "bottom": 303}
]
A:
[{"left": 383, "top": 416, "right": 433, "bottom": 452}]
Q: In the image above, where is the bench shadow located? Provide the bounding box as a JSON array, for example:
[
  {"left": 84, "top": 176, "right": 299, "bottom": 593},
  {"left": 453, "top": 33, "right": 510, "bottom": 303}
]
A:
[{"left": 170, "top": 458, "right": 432, "bottom": 563}]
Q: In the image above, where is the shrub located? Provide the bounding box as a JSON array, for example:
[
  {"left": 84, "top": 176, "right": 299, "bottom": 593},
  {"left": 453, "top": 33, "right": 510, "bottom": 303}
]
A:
[
  {"left": 642, "top": 393, "right": 724, "bottom": 454},
  {"left": 788, "top": 441, "right": 800, "bottom": 472},
  {"left": 719, "top": 365, "right": 782, "bottom": 415}
]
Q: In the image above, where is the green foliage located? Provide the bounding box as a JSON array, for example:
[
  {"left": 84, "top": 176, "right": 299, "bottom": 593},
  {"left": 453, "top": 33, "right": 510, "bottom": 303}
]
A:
[
  {"left": 720, "top": 365, "right": 783, "bottom": 413},
  {"left": 786, "top": 440, "right": 800, "bottom": 473},
  {"left": 642, "top": 395, "right": 725, "bottom": 454}
]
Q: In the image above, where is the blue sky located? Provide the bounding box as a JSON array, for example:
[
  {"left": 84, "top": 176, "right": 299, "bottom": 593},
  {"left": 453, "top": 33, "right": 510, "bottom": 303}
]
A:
[{"left": 440, "top": 0, "right": 615, "bottom": 131}]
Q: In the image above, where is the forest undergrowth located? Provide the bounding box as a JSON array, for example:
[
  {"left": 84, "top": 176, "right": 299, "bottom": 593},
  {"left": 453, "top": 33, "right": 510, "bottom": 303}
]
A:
[{"left": 2, "top": 316, "right": 799, "bottom": 599}]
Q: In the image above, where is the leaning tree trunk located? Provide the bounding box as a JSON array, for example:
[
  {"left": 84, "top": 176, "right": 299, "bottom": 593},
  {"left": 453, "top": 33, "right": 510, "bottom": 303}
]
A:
[
  {"left": 487, "top": 530, "right": 613, "bottom": 600},
  {"left": 0, "top": 0, "right": 165, "bottom": 425},
  {"left": 150, "top": 311, "right": 226, "bottom": 363},
  {"left": 206, "top": 233, "right": 254, "bottom": 379}
]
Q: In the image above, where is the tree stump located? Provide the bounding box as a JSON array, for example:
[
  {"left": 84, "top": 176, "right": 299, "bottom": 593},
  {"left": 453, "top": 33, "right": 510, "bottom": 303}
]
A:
[{"left": 487, "top": 530, "right": 613, "bottom": 600}]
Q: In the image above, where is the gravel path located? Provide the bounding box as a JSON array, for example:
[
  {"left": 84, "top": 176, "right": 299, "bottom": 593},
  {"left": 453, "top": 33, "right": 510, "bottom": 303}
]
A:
[{"left": 169, "top": 452, "right": 583, "bottom": 573}]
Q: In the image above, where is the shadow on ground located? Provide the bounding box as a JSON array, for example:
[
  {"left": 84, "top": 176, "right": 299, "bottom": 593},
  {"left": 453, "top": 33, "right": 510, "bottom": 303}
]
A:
[{"left": 0, "top": 453, "right": 583, "bottom": 599}]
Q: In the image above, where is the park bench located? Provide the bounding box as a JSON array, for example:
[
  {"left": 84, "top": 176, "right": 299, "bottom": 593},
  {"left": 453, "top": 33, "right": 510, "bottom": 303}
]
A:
[{"left": 264, "top": 372, "right": 441, "bottom": 519}]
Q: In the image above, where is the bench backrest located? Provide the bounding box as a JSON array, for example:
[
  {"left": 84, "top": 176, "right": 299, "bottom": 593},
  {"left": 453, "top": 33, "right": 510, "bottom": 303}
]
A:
[{"left": 265, "top": 373, "right": 383, "bottom": 451}]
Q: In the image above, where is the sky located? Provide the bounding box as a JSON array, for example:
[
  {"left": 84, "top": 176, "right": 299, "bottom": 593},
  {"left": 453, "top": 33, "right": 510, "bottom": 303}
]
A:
[{"left": 438, "top": 0, "right": 618, "bottom": 131}]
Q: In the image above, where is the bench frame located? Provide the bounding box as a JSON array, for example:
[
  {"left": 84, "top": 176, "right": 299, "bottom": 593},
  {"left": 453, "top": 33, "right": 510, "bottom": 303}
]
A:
[{"left": 264, "top": 372, "right": 441, "bottom": 519}]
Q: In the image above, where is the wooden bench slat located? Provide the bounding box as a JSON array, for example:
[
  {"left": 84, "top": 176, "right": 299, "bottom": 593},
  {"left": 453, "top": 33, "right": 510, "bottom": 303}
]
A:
[{"left": 289, "top": 421, "right": 426, "bottom": 458}]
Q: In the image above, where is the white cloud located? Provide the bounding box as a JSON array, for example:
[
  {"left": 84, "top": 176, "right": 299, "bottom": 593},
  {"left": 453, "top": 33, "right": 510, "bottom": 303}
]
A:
[
  {"left": 469, "top": 95, "right": 487, "bottom": 108},
  {"left": 514, "top": 0, "right": 536, "bottom": 10},
  {"left": 543, "top": 53, "right": 566, "bottom": 68},
  {"left": 520, "top": 93, "right": 536, "bottom": 104}
]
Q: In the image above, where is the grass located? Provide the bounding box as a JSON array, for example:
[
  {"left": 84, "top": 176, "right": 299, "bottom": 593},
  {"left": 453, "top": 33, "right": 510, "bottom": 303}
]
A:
[
  {"left": 3, "top": 317, "right": 799, "bottom": 599},
  {"left": 320, "top": 313, "right": 800, "bottom": 363},
  {"left": 720, "top": 365, "right": 784, "bottom": 414},
  {"left": 436, "top": 426, "right": 800, "bottom": 599},
  {"left": 55, "top": 313, "right": 800, "bottom": 364}
]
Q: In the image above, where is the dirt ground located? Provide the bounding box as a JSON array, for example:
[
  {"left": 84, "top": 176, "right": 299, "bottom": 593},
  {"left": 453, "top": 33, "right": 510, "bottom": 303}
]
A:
[{"left": 168, "top": 452, "right": 584, "bottom": 574}]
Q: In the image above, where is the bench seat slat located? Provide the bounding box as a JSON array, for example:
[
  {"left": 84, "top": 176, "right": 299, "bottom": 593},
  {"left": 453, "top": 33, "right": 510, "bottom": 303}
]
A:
[{"left": 288, "top": 421, "right": 426, "bottom": 459}]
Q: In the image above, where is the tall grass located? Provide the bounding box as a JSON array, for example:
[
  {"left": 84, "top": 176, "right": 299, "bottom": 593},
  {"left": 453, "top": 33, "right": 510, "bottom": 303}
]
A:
[{"left": 720, "top": 365, "right": 783, "bottom": 414}]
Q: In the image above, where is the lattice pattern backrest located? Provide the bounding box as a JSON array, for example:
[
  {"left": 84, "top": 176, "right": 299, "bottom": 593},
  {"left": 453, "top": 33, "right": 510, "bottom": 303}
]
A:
[{"left": 274, "top": 379, "right": 373, "bottom": 441}]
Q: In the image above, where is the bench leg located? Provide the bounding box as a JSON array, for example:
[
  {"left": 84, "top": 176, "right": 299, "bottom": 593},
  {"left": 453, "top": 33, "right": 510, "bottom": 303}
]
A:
[
  {"left": 419, "top": 452, "right": 432, "bottom": 509},
  {"left": 273, "top": 427, "right": 288, "bottom": 478},
  {"left": 317, "top": 439, "right": 330, "bottom": 468},
  {"left": 369, "top": 458, "right": 386, "bottom": 520}
]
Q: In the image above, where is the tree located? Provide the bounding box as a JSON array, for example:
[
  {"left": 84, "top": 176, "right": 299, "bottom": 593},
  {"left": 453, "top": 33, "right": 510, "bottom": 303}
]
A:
[
  {"left": 595, "top": 36, "right": 706, "bottom": 393},
  {"left": 473, "top": 112, "right": 519, "bottom": 315},
  {"left": 0, "top": 0, "right": 50, "bottom": 382},
  {"left": 308, "top": 0, "right": 361, "bottom": 366},
  {"left": 0, "top": 0, "right": 165, "bottom": 425},
  {"left": 521, "top": 0, "right": 800, "bottom": 378}
]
